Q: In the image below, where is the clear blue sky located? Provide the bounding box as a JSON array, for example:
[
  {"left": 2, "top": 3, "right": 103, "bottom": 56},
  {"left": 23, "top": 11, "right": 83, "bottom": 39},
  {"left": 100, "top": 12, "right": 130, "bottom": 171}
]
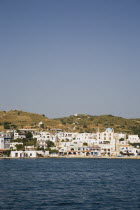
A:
[{"left": 0, "top": 0, "right": 140, "bottom": 118}]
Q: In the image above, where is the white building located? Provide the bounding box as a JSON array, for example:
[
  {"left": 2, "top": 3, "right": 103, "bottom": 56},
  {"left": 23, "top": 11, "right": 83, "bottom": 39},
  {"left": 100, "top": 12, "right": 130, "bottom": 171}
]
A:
[
  {"left": 75, "top": 133, "right": 97, "bottom": 145},
  {"left": 38, "top": 121, "right": 43, "bottom": 127},
  {"left": 0, "top": 132, "right": 10, "bottom": 150},
  {"left": 10, "top": 150, "right": 49, "bottom": 158},
  {"left": 100, "top": 144, "right": 115, "bottom": 156},
  {"left": 56, "top": 132, "right": 76, "bottom": 142},
  {"left": 117, "top": 133, "right": 126, "bottom": 140},
  {"left": 127, "top": 135, "right": 140, "bottom": 143},
  {"left": 0, "top": 133, "right": 4, "bottom": 149},
  {"left": 11, "top": 150, "right": 37, "bottom": 158},
  {"left": 59, "top": 144, "right": 101, "bottom": 157},
  {"left": 14, "top": 130, "right": 26, "bottom": 140},
  {"left": 33, "top": 132, "right": 56, "bottom": 143},
  {"left": 119, "top": 145, "right": 137, "bottom": 155},
  {"left": 97, "top": 128, "right": 114, "bottom": 144},
  {"left": 37, "top": 140, "right": 47, "bottom": 149}
]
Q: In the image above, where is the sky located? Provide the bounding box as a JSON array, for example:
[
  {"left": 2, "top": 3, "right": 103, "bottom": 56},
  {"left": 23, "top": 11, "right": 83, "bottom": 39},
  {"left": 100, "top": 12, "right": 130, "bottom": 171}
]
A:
[{"left": 0, "top": 0, "right": 140, "bottom": 118}]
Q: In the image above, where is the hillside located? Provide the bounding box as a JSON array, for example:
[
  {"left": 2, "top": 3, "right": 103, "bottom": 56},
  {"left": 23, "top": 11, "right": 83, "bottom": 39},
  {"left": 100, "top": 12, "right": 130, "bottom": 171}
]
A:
[
  {"left": 0, "top": 110, "right": 64, "bottom": 131},
  {"left": 0, "top": 111, "right": 140, "bottom": 135},
  {"left": 55, "top": 114, "right": 140, "bottom": 134}
]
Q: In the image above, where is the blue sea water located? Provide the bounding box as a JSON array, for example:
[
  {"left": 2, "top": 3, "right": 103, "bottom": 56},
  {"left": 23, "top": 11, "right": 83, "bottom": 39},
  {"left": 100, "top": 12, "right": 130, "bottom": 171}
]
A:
[{"left": 0, "top": 158, "right": 140, "bottom": 210}]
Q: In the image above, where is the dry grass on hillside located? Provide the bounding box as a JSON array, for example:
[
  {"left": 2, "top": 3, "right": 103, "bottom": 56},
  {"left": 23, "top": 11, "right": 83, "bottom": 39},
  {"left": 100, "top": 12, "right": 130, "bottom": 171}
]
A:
[{"left": 0, "top": 111, "right": 139, "bottom": 134}]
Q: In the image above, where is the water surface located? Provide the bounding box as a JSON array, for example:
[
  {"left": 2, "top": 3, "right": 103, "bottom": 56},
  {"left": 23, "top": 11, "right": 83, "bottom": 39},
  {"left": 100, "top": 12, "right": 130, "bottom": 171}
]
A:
[{"left": 0, "top": 158, "right": 140, "bottom": 209}]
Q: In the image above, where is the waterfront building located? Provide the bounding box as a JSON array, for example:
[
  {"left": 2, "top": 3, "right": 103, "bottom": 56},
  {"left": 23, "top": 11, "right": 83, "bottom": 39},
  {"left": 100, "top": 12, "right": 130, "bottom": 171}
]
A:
[
  {"left": 0, "top": 127, "right": 140, "bottom": 158},
  {"left": 10, "top": 150, "right": 49, "bottom": 158},
  {"left": 119, "top": 145, "right": 140, "bottom": 156},
  {"left": 97, "top": 128, "right": 114, "bottom": 144}
]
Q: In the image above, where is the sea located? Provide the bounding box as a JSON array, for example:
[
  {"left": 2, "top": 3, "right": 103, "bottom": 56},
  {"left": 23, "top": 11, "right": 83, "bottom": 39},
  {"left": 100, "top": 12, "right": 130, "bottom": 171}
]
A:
[{"left": 0, "top": 158, "right": 140, "bottom": 210}]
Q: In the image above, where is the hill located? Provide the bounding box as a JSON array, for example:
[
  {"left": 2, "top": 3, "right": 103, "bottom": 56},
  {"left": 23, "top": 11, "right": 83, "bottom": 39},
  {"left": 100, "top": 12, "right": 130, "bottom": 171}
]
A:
[
  {"left": 0, "top": 111, "right": 140, "bottom": 135},
  {"left": 55, "top": 114, "right": 140, "bottom": 135},
  {"left": 0, "top": 110, "right": 64, "bottom": 131}
]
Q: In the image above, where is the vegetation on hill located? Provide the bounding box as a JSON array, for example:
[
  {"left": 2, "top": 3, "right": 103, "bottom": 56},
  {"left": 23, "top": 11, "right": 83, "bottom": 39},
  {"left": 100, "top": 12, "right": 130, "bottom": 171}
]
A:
[
  {"left": 55, "top": 114, "right": 140, "bottom": 134},
  {"left": 0, "top": 110, "right": 64, "bottom": 131},
  {"left": 0, "top": 110, "right": 140, "bottom": 135}
]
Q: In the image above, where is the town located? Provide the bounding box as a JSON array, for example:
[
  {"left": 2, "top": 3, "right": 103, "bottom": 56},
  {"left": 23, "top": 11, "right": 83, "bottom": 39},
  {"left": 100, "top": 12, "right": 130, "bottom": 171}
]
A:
[{"left": 0, "top": 121, "right": 140, "bottom": 158}]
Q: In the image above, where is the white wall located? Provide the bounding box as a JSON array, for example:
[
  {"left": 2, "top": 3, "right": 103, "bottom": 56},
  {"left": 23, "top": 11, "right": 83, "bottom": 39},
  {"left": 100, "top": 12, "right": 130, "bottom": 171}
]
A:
[
  {"left": 0, "top": 137, "right": 4, "bottom": 149},
  {"left": 11, "top": 151, "right": 37, "bottom": 158},
  {"left": 128, "top": 135, "right": 140, "bottom": 143}
]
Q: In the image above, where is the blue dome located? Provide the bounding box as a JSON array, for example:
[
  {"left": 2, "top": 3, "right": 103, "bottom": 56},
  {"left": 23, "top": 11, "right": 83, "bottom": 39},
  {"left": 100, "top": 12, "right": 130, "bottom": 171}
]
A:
[{"left": 106, "top": 128, "right": 112, "bottom": 132}]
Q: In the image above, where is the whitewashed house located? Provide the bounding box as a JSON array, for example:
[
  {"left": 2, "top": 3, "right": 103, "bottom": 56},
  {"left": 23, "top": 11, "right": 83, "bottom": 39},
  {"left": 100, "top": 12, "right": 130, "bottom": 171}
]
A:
[
  {"left": 97, "top": 128, "right": 114, "bottom": 144},
  {"left": 11, "top": 150, "right": 37, "bottom": 158},
  {"left": 33, "top": 132, "right": 56, "bottom": 142},
  {"left": 38, "top": 121, "right": 43, "bottom": 127},
  {"left": 14, "top": 130, "right": 26, "bottom": 140},
  {"left": 56, "top": 132, "right": 76, "bottom": 142},
  {"left": 0, "top": 132, "right": 10, "bottom": 150},
  {"left": 119, "top": 145, "right": 135, "bottom": 155},
  {"left": 75, "top": 133, "right": 97, "bottom": 145},
  {"left": 127, "top": 135, "right": 140, "bottom": 143},
  {"left": 10, "top": 150, "right": 49, "bottom": 158}
]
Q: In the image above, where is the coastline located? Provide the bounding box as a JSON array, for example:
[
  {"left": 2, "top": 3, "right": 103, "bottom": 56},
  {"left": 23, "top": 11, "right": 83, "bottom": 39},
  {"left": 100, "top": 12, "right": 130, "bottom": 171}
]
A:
[{"left": 1, "top": 156, "right": 140, "bottom": 160}]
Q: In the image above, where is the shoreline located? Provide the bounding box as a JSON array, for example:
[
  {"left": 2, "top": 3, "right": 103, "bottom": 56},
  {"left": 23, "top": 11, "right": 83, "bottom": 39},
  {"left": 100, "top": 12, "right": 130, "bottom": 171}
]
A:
[{"left": 1, "top": 156, "right": 140, "bottom": 160}]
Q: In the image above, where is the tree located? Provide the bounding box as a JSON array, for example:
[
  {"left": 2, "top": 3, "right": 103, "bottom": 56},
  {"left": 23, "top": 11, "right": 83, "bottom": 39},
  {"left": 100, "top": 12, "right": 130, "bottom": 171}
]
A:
[
  {"left": 24, "top": 138, "right": 37, "bottom": 147},
  {"left": 40, "top": 124, "right": 44, "bottom": 128},
  {"left": 11, "top": 138, "right": 23, "bottom": 143},
  {"left": 83, "top": 142, "right": 88, "bottom": 146},
  {"left": 119, "top": 138, "right": 124, "bottom": 141},
  {"left": 46, "top": 140, "right": 55, "bottom": 148},
  {"left": 11, "top": 124, "right": 17, "bottom": 129},
  {"left": 130, "top": 126, "right": 140, "bottom": 138},
  {"left": 49, "top": 149, "right": 59, "bottom": 154},
  {"left": 83, "top": 124, "right": 87, "bottom": 128},
  {"left": 4, "top": 122, "right": 11, "bottom": 129},
  {"left": 129, "top": 143, "right": 140, "bottom": 148},
  {"left": 16, "top": 144, "right": 24, "bottom": 151},
  {"left": 36, "top": 146, "right": 44, "bottom": 151},
  {"left": 25, "top": 132, "right": 33, "bottom": 139}
]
